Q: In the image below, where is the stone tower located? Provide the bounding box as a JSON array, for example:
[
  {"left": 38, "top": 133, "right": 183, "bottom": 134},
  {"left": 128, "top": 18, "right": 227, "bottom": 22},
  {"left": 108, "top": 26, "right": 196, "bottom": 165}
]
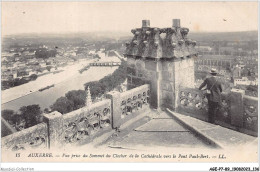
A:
[
  {"left": 86, "top": 86, "right": 92, "bottom": 107},
  {"left": 124, "top": 19, "right": 197, "bottom": 110}
]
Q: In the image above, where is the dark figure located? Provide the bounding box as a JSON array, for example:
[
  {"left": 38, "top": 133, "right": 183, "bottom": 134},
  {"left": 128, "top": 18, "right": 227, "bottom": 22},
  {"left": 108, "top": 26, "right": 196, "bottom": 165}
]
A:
[{"left": 199, "top": 69, "right": 222, "bottom": 124}]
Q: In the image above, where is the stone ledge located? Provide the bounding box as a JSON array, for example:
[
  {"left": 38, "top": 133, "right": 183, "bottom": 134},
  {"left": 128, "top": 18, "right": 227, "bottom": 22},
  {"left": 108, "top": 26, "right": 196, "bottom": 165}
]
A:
[{"left": 166, "top": 108, "right": 224, "bottom": 149}]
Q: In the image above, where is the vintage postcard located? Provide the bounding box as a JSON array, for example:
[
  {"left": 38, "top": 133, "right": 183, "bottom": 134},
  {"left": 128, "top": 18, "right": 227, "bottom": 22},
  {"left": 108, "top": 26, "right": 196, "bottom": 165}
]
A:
[{"left": 1, "top": 1, "right": 259, "bottom": 171}]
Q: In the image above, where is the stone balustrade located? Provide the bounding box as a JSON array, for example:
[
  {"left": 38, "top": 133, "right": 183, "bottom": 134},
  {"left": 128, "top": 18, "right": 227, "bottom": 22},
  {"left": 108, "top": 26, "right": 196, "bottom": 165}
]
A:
[
  {"left": 177, "top": 87, "right": 258, "bottom": 136},
  {"left": 1, "top": 123, "right": 48, "bottom": 151},
  {"left": 243, "top": 95, "right": 258, "bottom": 132},
  {"left": 1, "top": 99, "right": 112, "bottom": 150},
  {"left": 106, "top": 84, "right": 150, "bottom": 129},
  {"left": 62, "top": 99, "right": 111, "bottom": 144},
  {"left": 2, "top": 84, "right": 151, "bottom": 151},
  {"left": 1, "top": 83, "right": 257, "bottom": 151}
]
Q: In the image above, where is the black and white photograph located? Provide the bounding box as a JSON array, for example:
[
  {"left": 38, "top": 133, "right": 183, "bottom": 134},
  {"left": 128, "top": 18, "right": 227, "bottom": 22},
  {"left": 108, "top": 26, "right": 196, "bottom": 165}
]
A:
[{"left": 1, "top": 1, "right": 259, "bottom": 171}]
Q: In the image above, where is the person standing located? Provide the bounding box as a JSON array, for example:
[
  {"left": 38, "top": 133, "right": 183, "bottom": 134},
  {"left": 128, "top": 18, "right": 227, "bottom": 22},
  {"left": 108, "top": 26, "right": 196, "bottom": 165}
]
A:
[{"left": 199, "top": 68, "right": 222, "bottom": 124}]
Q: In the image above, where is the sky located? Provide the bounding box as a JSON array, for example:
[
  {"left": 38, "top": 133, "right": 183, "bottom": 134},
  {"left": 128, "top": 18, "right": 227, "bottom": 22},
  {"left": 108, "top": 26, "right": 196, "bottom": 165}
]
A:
[{"left": 1, "top": 1, "right": 258, "bottom": 36}]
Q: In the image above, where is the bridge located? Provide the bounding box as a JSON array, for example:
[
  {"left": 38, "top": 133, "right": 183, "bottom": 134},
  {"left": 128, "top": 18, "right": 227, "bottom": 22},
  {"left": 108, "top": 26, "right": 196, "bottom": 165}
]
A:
[{"left": 89, "top": 61, "right": 121, "bottom": 67}]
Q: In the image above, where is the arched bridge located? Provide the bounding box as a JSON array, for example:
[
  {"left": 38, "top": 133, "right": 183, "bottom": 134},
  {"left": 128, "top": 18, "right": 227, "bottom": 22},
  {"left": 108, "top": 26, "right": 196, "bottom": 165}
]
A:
[{"left": 89, "top": 61, "right": 121, "bottom": 67}]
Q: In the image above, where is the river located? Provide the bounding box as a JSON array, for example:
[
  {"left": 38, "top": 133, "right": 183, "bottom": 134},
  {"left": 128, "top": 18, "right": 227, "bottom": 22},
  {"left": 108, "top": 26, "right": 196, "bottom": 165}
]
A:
[{"left": 1, "top": 66, "right": 118, "bottom": 111}]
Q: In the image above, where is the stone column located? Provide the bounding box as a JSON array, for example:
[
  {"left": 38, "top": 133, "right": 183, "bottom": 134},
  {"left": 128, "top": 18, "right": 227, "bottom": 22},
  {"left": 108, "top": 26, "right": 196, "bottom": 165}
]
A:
[
  {"left": 142, "top": 20, "right": 150, "bottom": 28},
  {"left": 172, "top": 19, "right": 181, "bottom": 27},
  {"left": 230, "top": 89, "right": 245, "bottom": 128},
  {"left": 106, "top": 91, "right": 121, "bottom": 129},
  {"left": 43, "top": 111, "right": 64, "bottom": 149}
]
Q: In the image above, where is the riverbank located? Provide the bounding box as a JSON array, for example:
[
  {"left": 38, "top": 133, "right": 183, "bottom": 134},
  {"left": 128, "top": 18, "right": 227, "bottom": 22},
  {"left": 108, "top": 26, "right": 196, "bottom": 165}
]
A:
[{"left": 2, "top": 59, "right": 94, "bottom": 104}]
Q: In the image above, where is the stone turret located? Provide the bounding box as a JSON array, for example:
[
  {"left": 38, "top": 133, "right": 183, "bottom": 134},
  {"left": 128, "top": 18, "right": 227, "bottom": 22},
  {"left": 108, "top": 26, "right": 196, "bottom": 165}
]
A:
[
  {"left": 125, "top": 19, "right": 197, "bottom": 60},
  {"left": 86, "top": 86, "right": 92, "bottom": 107},
  {"left": 124, "top": 19, "right": 197, "bottom": 109}
]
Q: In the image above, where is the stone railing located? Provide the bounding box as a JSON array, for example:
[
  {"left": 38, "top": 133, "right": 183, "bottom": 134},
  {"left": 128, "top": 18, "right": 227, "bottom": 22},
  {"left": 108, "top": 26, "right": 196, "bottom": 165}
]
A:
[
  {"left": 62, "top": 99, "right": 111, "bottom": 144},
  {"left": 177, "top": 87, "right": 258, "bottom": 136},
  {"left": 106, "top": 84, "right": 150, "bottom": 129},
  {"left": 1, "top": 84, "right": 151, "bottom": 151},
  {"left": 1, "top": 123, "right": 48, "bottom": 151},
  {"left": 243, "top": 95, "right": 258, "bottom": 132}
]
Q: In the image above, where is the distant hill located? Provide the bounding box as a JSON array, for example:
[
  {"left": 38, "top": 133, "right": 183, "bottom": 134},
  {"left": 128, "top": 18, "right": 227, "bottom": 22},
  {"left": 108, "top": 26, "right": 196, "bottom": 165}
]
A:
[
  {"left": 188, "top": 31, "right": 257, "bottom": 42},
  {"left": 2, "top": 31, "right": 257, "bottom": 46}
]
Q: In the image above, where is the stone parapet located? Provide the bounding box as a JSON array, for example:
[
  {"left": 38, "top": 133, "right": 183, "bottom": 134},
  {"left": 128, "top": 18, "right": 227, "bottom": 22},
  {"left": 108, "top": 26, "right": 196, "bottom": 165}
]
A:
[
  {"left": 2, "top": 99, "right": 112, "bottom": 151},
  {"left": 43, "top": 111, "right": 63, "bottom": 149},
  {"left": 243, "top": 95, "right": 258, "bottom": 132},
  {"left": 230, "top": 89, "right": 245, "bottom": 128},
  {"left": 176, "top": 87, "right": 258, "bottom": 136},
  {"left": 2, "top": 84, "right": 151, "bottom": 151},
  {"left": 106, "top": 84, "right": 150, "bottom": 129},
  {"left": 62, "top": 99, "right": 112, "bottom": 144},
  {"left": 1, "top": 123, "right": 48, "bottom": 151}
]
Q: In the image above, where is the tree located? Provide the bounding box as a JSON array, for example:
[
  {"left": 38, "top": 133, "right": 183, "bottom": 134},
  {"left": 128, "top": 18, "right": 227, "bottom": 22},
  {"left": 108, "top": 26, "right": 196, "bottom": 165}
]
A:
[
  {"left": 50, "top": 61, "right": 128, "bottom": 114},
  {"left": 65, "top": 90, "right": 86, "bottom": 110},
  {"left": 13, "top": 114, "right": 26, "bottom": 131},
  {"left": 50, "top": 97, "right": 74, "bottom": 114},
  {"left": 246, "top": 85, "right": 257, "bottom": 92},
  {"left": 19, "top": 104, "right": 42, "bottom": 128},
  {"left": 44, "top": 108, "right": 50, "bottom": 113},
  {"left": 1, "top": 109, "right": 15, "bottom": 122},
  {"left": 84, "top": 60, "right": 127, "bottom": 96}
]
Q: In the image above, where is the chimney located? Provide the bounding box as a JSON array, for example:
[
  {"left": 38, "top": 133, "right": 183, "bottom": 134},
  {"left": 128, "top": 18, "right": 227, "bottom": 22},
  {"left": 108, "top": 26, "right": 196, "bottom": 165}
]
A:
[
  {"left": 142, "top": 20, "right": 150, "bottom": 28},
  {"left": 172, "top": 19, "right": 181, "bottom": 28}
]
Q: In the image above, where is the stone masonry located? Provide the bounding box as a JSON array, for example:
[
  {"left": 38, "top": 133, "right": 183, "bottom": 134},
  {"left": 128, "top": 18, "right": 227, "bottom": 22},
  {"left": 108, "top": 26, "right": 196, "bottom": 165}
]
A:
[{"left": 124, "top": 19, "right": 198, "bottom": 109}]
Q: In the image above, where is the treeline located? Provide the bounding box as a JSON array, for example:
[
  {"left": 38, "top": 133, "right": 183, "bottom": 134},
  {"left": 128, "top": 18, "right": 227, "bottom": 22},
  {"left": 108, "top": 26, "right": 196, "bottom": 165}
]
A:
[
  {"left": 50, "top": 90, "right": 86, "bottom": 114},
  {"left": 35, "top": 49, "right": 57, "bottom": 59},
  {"left": 2, "top": 105, "right": 43, "bottom": 131},
  {"left": 50, "top": 60, "right": 127, "bottom": 114},
  {"left": 2, "top": 74, "right": 38, "bottom": 90},
  {"left": 2, "top": 61, "right": 128, "bottom": 134}
]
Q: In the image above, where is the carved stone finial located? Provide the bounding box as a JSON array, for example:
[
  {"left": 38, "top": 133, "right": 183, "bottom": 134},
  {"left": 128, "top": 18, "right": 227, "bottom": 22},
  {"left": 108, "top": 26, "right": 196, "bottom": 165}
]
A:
[
  {"left": 125, "top": 19, "right": 197, "bottom": 59},
  {"left": 135, "top": 31, "right": 140, "bottom": 35},
  {"left": 185, "top": 39, "right": 192, "bottom": 45},
  {"left": 191, "top": 40, "right": 197, "bottom": 46},
  {"left": 86, "top": 86, "right": 92, "bottom": 107},
  {"left": 133, "top": 40, "right": 138, "bottom": 45},
  {"left": 131, "top": 29, "right": 136, "bottom": 34},
  {"left": 172, "top": 42, "right": 177, "bottom": 48},
  {"left": 145, "top": 30, "right": 151, "bottom": 35},
  {"left": 154, "top": 41, "right": 159, "bottom": 47},
  {"left": 181, "top": 28, "right": 189, "bottom": 35},
  {"left": 178, "top": 40, "right": 184, "bottom": 45},
  {"left": 125, "top": 42, "right": 130, "bottom": 47},
  {"left": 142, "top": 20, "right": 150, "bottom": 28},
  {"left": 172, "top": 19, "right": 181, "bottom": 28},
  {"left": 143, "top": 40, "right": 148, "bottom": 46}
]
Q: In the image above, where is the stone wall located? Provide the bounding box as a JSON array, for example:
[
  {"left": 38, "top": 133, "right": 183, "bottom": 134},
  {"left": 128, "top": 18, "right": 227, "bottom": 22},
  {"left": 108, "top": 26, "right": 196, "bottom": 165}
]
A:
[
  {"left": 1, "top": 117, "right": 17, "bottom": 137},
  {"left": 243, "top": 95, "right": 258, "bottom": 132},
  {"left": 1, "top": 99, "right": 112, "bottom": 150},
  {"left": 2, "top": 84, "right": 151, "bottom": 151},
  {"left": 126, "top": 56, "right": 195, "bottom": 110},
  {"left": 1, "top": 123, "right": 48, "bottom": 151},
  {"left": 62, "top": 99, "right": 112, "bottom": 145},
  {"left": 177, "top": 87, "right": 258, "bottom": 136},
  {"left": 126, "top": 58, "right": 158, "bottom": 108}
]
